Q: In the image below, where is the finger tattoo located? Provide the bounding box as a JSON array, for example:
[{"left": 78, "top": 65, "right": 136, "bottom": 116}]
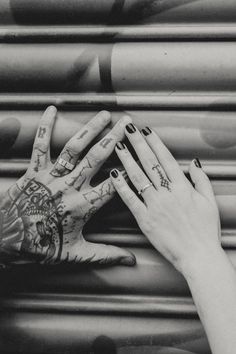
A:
[
  {"left": 152, "top": 164, "right": 171, "bottom": 191},
  {"left": 83, "top": 181, "right": 114, "bottom": 205},
  {"left": 100, "top": 138, "right": 113, "bottom": 149},
  {"left": 38, "top": 127, "right": 47, "bottom": 138}
]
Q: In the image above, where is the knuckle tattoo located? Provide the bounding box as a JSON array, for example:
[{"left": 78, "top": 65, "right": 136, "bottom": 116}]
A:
[{"left": 99, "top": 137, "right": 113, "bottom": 149}]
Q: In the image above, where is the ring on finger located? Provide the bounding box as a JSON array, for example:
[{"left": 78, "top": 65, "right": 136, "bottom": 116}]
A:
[
  {"left": 58, "top": 158, "right": 75, "bottom": 171},
  {"left": 138, "top": 182, "right": 154, "bottom": 195}
]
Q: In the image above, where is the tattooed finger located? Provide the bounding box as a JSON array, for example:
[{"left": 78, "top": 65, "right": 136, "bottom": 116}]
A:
[
  {"left": 82, "top": 178, "right": 115, "bottom": 216},
  {"left": 61, "top": 240, "right": 136, "bottom": 266},
  {"left": 50, "top": 110, "right": 111, "bottom": 177},
  {"left": 64, "top": 115, "right": 132, "bottom": 189},
  {"left": 29, "top": 106, "right": 57, "bottom": 173}
]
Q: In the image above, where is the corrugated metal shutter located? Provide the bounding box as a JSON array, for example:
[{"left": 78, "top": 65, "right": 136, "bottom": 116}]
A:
[{"left": 0, "top": 1, "right": 236, "bottom": 353}]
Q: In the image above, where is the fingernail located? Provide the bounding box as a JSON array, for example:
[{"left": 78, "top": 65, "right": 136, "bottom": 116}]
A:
[
  {"left": 126, "top": 123, "right": 136, "bottom": 134},
  {"left": 120, "top": 255, "right": 136, "bottom": 266},
  {"left": 194, "top": 158, "right": 202, "bottom": 168},
  {"left": 141, "top": 127, "right": 152, "bottom": 136},
  {"left": 116, "top": 142, "right": 126, "bottom": 150},
  {"left": 111, "top": 169, "right": 119, "bottom": 178}
]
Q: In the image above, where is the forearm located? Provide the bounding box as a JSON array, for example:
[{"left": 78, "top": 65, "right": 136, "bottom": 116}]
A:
[{"left": 184, "top": 246, "right": 236, "bottom": 354}]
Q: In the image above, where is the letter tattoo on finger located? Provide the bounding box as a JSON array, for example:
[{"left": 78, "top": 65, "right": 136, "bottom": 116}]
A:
[
  {"left": 38, "top": 127, "right": 47, "bottom": 139},
  {"left": 100, "top": 138, "right": 113, "bottom": 149}
]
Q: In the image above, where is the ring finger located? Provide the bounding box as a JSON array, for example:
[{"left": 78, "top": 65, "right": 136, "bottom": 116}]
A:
[
  {"left": 50, "top": 110, "right": 111, "bottom": 177},
  {"left": 115, "top": 142, "right": 155, "bottom": 202}
]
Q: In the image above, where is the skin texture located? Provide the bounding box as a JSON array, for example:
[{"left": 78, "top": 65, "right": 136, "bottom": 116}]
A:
[
  {"left": 111, "top": 123, "right": 236, "bottom": 354},
  {"left": 0, "top": 106, "right": 135, "bottom": 266}
]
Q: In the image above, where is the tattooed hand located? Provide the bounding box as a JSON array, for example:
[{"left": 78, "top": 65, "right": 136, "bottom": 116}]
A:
[
  {"left": 0, "top": 106, "right": 135, "bottom": 266},
  {"left": 110, "top": 123, "right": 221, "bottom": 276}
]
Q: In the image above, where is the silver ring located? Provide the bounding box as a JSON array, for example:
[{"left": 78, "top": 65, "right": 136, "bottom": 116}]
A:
[
  {"left": 58, "top": 158, "right": 75, "bottom": 171},
  {"left": 138, "top": 183, "right": 154, "bottom": 195}
]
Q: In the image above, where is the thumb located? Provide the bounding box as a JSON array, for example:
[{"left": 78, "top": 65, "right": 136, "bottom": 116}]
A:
[
  {"left": 189, "top": 158, "right": 216, "bottom": 205},
  {"left": 77, "top": 241, "right": 136, "bottom": 266}
]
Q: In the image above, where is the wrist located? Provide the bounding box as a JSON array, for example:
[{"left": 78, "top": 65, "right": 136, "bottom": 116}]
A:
[{"left": 181, "top": 244, "right": 228, "bottom": 283}]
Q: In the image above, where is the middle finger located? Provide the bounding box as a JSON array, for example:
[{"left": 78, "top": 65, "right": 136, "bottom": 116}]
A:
[{"left": 125, "top": 123, "right": 171, "bottom": 192}]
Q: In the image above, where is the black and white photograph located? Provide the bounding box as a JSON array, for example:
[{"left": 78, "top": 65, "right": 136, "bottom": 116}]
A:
[{"left": 0, "top": 1, "right": 235, "bottom": 353}]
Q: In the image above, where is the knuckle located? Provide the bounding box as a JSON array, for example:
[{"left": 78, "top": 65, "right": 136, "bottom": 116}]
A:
[
  {"left": 65, "top": 140, "right": 80, "bottom": 154},
  {"left": 131, "top": 172, "right": 145, "bottom": 185}
]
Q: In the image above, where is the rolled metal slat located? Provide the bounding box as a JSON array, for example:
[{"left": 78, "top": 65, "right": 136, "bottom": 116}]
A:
[
  {"left": 1, "top": 43, "right": 236, "bottom": 93},
  {"left": 3, "top": 25, "right": 236, "bottom": 42},
  {"left": 0, "top": 293, "right": 197, "bottom": 316},
  {"left": 0, "top": 0, "right": 236, "bottom": 25},
  {"left": 0, "top": 310, "right": 209, "bottom": 353},
  {"left": 2, "top": 93, "right": 236, "bottom": 109},
  {"left": 1, "top": 248, "right": 236, "bottom": 297}
]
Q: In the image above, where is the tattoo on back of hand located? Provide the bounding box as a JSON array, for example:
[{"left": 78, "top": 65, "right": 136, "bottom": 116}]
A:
[{"left": 0, "top": 179, "right": 65, "bottom": 264}]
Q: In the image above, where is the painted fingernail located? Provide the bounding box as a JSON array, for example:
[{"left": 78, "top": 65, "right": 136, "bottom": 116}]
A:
[
  {"left": 111, "top": 169, "right": 119, "bottom": 178},
  {"left": 116, "top": 142, "right": 126, "bottom": 150},
  {"left": 126, "top": 123, "right": 136, "bottom": 134},
  {"left": 141, "top": 127, "right": 152, "bottom": 136},
  {"left": 194, "top": 158, "right": 202, "bottom": 168}
]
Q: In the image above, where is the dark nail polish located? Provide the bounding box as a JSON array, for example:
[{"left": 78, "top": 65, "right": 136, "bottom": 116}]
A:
[
  {"left": 141, "top": 127, "right": 152, "bottom": 136},
  {"left": 116, "top": 142, "right": 126, "bottom": 150},
  {"left": 111, "top": 169, "right": 119, "bottom": 178},
  {"left": 126, "top": 123, "right": 136, "bottom": 134},
  {"left": 194, "top": 158, "right": 202, "bottom": 168}
]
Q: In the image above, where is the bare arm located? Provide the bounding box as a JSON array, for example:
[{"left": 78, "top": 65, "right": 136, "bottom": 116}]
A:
[
  {"left": 110, "top": 122, "right": 236, "bottom": 354},
  {"left": 185, "top": 247, "right": 236, "bottom": 354}
]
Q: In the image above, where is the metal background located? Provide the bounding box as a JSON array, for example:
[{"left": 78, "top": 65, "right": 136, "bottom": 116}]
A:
[{"left": 0, "top": 1, "right": 236, "bottom": 353}]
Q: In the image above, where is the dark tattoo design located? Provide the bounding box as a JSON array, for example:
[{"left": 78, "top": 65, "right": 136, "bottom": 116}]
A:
[
  {"left": 0, "top": 179, "right": 65, "bottom": 264},
  {"left": 100, "top": 138, "right": 113, "bottom": 149},
  {"left": 66, "top": 157, "right": 92, "bottom": 191},
  {"left": 33, "top": 146, "right": 47, "bottom": 172},
  {"left": 50, "top": 148, "right": 77, "bottom": 177},
  {"left": 83, "top": 181, "right": 114, "bottom": 205},
  {"left": 77, "top": 129, "right": 88, "bottom": 140},
  {"left": 152, "top": 164, "right": 171, "bottom": 191},
  {"left": 38, "top": 127, "right": 47, "bottom": 138}
]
